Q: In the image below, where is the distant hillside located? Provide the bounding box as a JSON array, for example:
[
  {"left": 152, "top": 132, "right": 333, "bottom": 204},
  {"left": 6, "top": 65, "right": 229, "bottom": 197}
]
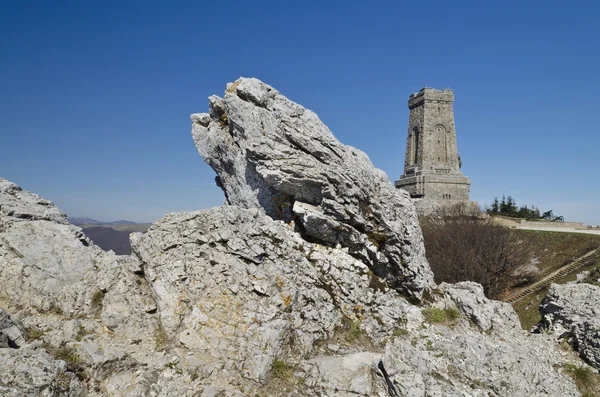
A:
[
  {"left": 68, "top": 217, "right": 100, "bottom": 225},
  {"left": 81, "top": 226, "right": 135, "bottom": 255},
  {"left": 69, "top": 217, "right": 140, "bottom": 227}
]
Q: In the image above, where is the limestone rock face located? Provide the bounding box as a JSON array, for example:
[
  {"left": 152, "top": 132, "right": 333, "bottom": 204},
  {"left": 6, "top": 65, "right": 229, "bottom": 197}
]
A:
[
  {"left": 0, "top": 178, "right": 101, "bottom": 314},
  {"left": 0, "top": 309, "right": 25, "bottom": 348},
  {"left": 0, "top": 178, "right": 159, "bottom": 395},
  {"left": 0, "top": 79, "right": 592, "bottom": 396},
  {"left": 130, "top": 205, "right": 413, "bottom": 383},
  {"left": 0, "top": 347, "right": 86, "bottom": 396},
  {"left": 378, "top": 322, "right": 579, "bottom": 397},
  {"left": 0, "top": 178, "right": 66, "bottom": 223},
  {"left": 0, "top": 178, "right": 157, "bottom": 337},
  {"left": 191, "top": 78, "right": 433, "bottom": 298},
  {"left": 540, "top": 283, "right": 600, "bottom": 369},
  {"left": 439, "top": 281, "right": 521, "bottom": 334},
  {"left": 373, "top": 282, "right": 580, "bottom": 397}
]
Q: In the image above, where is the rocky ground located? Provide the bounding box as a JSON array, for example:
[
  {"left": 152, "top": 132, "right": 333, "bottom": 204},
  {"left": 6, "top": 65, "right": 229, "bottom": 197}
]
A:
[{"left": 0, "top": 78, "right": 597, "bottom": 396}]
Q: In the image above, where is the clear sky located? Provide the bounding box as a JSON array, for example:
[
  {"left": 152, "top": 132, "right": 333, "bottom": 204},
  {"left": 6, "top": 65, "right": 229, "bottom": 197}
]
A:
[{"left": 2, "top": 1, "right": 599, "bottom": 224}]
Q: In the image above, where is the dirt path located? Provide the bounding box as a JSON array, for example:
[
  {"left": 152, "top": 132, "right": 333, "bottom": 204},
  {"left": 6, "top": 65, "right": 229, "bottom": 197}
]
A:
[{"left": 503, "top": 248, "right": 599, "bottom": 304}]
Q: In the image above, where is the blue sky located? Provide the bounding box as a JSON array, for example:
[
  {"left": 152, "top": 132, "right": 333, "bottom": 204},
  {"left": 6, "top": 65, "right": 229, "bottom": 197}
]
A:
[{"left": 1, "top": 1, "right": 599, "bottom": 224}]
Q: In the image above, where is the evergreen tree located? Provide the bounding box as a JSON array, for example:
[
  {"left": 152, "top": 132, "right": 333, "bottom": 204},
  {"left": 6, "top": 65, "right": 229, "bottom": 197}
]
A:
[
  {"left": 487, "top": 197, "right": 500, "bottom": 214},
  {"left": 499, "top": 195, "right": 508, "bottom": 214},
  {"left": 487, "top": 196, "right": 561, "bottom": 221}
]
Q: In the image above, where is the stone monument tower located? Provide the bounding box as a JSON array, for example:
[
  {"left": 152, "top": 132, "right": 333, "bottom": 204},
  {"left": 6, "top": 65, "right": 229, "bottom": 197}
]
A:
[{"left": 395, "top": 87, "right": 471, "bottom": 202}]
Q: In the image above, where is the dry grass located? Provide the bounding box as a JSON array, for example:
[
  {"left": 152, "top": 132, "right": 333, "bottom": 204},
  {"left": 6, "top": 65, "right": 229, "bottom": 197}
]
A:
[
  {"left": 512, "top": 230, "right": 600, "bottom": 276},
  {"left": 154, "top": 325, "right": 169, "bottom": 350},
  {"left": 512, "top": 259, "right": 600, "bottom": 330},
  {"left": 26, "top": 326, "right": 45, "bottom": 340},
  {"left": 563, "top": 363, "right": 600, "bottom": 396}
]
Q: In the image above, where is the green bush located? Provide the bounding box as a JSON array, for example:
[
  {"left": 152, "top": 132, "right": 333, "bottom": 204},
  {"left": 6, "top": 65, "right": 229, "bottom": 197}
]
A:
[
  {"left": 271, "top": 359, "right": 294, "bottom": 381},
  {"left": 26, "top": 326, "right": 45, "bottom": 340},
  {"left": 91, "top": 290, "right": 104, "bottom": 311},
  {"left": 345, "top": 320, "right": 364, "bottom": 343},
  {"left": 422, "top": 307, "right": 460, "bottom": 325}
]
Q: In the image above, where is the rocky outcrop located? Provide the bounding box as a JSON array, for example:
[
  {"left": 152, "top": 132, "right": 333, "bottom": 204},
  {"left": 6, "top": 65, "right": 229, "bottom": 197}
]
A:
[
  {"left": 540, "top": 283, "right": 600, "bottom": 369},
  {"left": 130, "top": 205, "right": 414, "bottom": 383},
  {"left": 1, "top": 177, "right": 101, "bottom": 314},
  {"left": 0, "top": 178, "right": 66, "bottom": 223},
  {"left": 0, "top": 178, "right": 159, "bottom": 395},
  {"left": 0, "top": 78, "right": 591, "bottom": 396},
  {"left": 191, "top": 78, "right": 433, "bottom": 298},
  {"left": 0, "top": 309, "right": 25, "bottom": 348},
  {"left": 439, "top": 281, "right": 520, "bottom": 334},
  {"left": 0, "top": 178, "right": 157, "bottom": 335},
  {"left": 0, "top": 347, "right": 86, "bottom": 396}
]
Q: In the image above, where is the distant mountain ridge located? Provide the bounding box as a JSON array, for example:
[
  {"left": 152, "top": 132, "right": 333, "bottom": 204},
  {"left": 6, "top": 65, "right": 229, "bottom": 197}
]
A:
[{"left": 68, "top": 217, "right": 138, "bottom": 226}]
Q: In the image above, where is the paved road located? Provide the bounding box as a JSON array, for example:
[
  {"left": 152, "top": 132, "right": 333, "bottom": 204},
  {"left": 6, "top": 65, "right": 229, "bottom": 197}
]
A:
[{"left": 513, "top": 225, "right": 600, "bottom": 235}]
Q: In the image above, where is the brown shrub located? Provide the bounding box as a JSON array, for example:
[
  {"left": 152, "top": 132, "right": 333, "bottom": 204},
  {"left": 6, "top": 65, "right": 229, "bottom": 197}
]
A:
[{"left": 420, "top": 206, "right": 531, "bottom": 299}]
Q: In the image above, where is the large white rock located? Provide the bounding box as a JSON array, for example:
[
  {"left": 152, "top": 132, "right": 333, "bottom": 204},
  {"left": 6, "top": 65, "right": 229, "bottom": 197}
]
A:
[
  {"left": 0, "top": 78, "right": 591, "bottom": 396},
  {"left": 0, "top": 347, "right": 86, "bottom": 396},
  {"left": 0, "top": 178, "right": 158, "bottom": 338},
  {"left": 540, "top": 283, "right": 600, "bottom": 369},
  {"left": 191, "top": 78, "right": 433, "bottom": 298},
  {"left": 130, "top": 205, "right": 413, "bottom": 383}
]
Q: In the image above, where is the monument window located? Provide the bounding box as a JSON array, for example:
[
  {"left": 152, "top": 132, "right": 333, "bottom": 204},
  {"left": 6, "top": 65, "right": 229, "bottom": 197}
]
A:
[{"left": 413, "top": 127, "right": 420, "bottom": 164}]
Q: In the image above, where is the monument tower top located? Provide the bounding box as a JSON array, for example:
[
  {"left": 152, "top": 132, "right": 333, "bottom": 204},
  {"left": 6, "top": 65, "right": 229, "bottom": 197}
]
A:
[{"left": 395, "top": 87, "right": 471, "bottom": 202}]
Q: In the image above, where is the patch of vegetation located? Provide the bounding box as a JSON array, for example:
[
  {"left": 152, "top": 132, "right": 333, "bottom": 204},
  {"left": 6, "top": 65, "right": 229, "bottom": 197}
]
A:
[
  {"left": 421, "top": 203, "right": 600, "bottom": 302},
  {"left": 55, "top": 346, "right": 81, "bottom": 365},
  {"left": 486, "top": 195, "right": 563, "bottom": 221},
  {"left": 512, "top": 257, "right": 600, "bottom": 330},
  {"left": 425, "top": 339, "right": 434, "bottom": 350},
  {"left": 271, "top": 359, "right": 294, "bottom": 381},
  {"left": 251, "top": 359, "right": 306, "bottom": 397},
  {"left": 164, "top": 362, "right": 183, "bottom": 375},
  {"left": 226, "top": 80, "right": 241, "bottom": 93},
  {"left": 470, "top": 379, "right": 487, "bottom": 389},
  {"left": 281, "top": 294, "right": 292, "bottom": 308},
  {"left": 53, "top": 371, "right": 72, "bottom": 391},
  {"left": 420, "top": 203, "right": 532, "bottom": 299},
  {"left": 45, "top": 344, "right": 84, "bottom": 375},
  {"left": 422, "top": 307, "right": 460, "bottom": 326},
  {"left": 218, "top": 112, "right": 228, "bottom": 126},
  {"left": 26, "top": 326, "right": 45, "bottom": 340},
  {"left": 445, "top": 307, "right": 460, "bottom": 322},
  {"left": 50, "top": 305, "right": 64, "bottom": 316},
  {"left": 74, "top": 325, "right": 94, "bottom": 341},
  {"left": 429, "top": 371, "right": 449, "bottom": 383},
  {"left": 512, "top": 230, "right": 600, "bottom": 276},
  {"left": 581, "top": 265, "right": 600, "bottom": 287},
  {"left": 392, "top": 328, "right": 409, "bottom": 338},
  {"left": 344, "top": 319, "right": 364, "bottom": 343},
  {"left": 91, "top": 290, "right": 104, "bottom": 313},
  {"left": 154, "top": 324, "right": 169, "bottom": 350},
  {"left": 563, "top": 363, "right": 600, "bottom": 396},
  {"left": 446, "top": 364, "right": 461, "bottom": 379}
]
